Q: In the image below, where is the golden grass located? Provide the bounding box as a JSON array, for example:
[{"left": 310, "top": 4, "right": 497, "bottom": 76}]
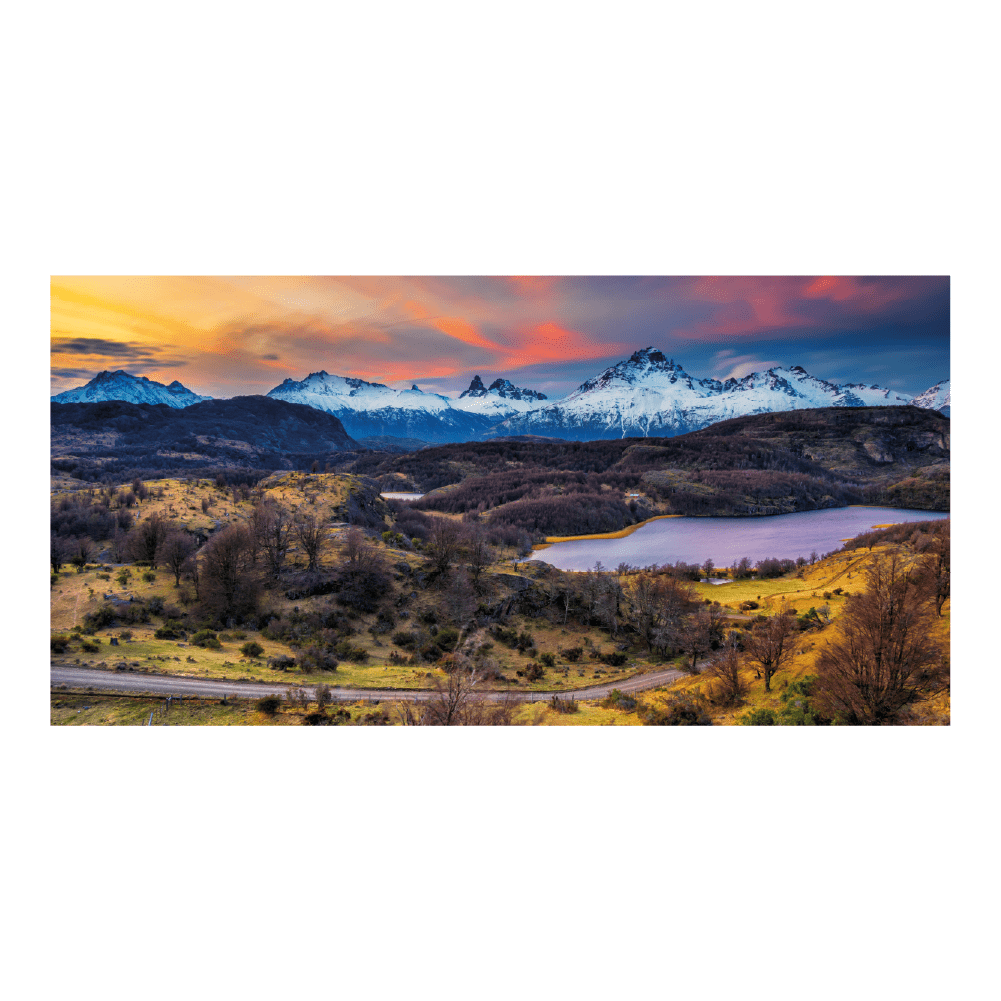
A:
[
  {"left": 512, "top": 701, "right": 643, "bottom": 726},
  {"left": 647, "top": 543, "right": 951, "bottom": 725}
]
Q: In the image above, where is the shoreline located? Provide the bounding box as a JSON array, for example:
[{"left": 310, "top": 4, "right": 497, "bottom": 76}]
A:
[
  {"left": 532, "top": 504, "right": 948, "bottom": 551},
  {"left": 537, "top": 514, "right": 682, "bottom": 548}
]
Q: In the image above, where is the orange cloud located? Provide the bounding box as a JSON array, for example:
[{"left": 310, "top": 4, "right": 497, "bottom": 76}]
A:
[
  {"left": 507, "top": 322, "right": 633, "bottom": 365},
  {"left": 426, "top": 316, "right": 499, "bottom": 352}
]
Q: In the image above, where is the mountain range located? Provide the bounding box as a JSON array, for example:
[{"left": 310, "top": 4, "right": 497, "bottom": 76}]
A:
[
  {"left": 51, "top": 351, "right": 950, "bottom": 444},
  {"left": 50, "top": 369, "right": 212, "bottom": 407},
  {"left": 485, "top": 349, "right": 949, "bottom": 440}
]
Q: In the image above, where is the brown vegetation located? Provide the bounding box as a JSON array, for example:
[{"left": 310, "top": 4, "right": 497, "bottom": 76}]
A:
[{"left": 814, "top": 552, "right": 948, "bottom": 724}]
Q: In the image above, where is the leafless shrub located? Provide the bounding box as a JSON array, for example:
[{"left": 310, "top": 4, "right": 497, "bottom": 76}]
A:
[{"left": 814, "top": 552, "right": 948, "bottom": 724}]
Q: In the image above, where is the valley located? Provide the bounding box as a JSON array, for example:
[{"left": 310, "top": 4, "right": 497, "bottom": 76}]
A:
[{"left": 50, "top": 463, "right": 950, "bottom": 725}]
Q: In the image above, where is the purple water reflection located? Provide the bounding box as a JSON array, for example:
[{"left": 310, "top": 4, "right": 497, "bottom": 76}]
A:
[{"left": 527, "top": 506, "right": 948, "bottom": 572}]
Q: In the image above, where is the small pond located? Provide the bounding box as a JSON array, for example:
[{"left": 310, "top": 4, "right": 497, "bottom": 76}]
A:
[
  {"left": 527, "top": 506, "right": 949, "bottom": 572},
  {"left": 380, "top": 492, "right": 425, "bottom": 500}
]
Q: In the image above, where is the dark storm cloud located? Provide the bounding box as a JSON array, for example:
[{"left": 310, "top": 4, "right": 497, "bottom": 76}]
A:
[
  {"left": 51, "top": 367, "right": 98, "bottom": 381},
  {"left": 51, "top": 337, "right": 164, "bottom": 360}
]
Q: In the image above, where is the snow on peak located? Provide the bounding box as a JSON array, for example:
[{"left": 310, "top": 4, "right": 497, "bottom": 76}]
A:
[
  {"left": 911, "top": 379, "right": 950, "bottom": 413},
  {"left": 485, "top": 348, "right": 928, "bottom": 441},
  {"left": 51, "top": 370, "right": 211, "bottom": 408},
  {"left": 452, "top": 374, "right": 549, "bottom": 418}
]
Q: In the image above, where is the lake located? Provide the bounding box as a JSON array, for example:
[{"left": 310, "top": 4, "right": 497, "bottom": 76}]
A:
[
  {"left": 527, "top": 506, "right": 949, "bottom": 572},
  {"left": 380, "top": 492, "right": 425, "bottom": 500}
]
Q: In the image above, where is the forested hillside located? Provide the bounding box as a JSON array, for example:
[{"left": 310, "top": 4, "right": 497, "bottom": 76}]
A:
[
  {"left": 51, "top": 404, "right": 949, "bottom": 540},
  {"left": 354, "top": 407, "right": 950, "bottom": 537}
]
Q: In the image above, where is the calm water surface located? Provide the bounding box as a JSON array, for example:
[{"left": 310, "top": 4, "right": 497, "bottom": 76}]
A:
[
  {"left": 380, "top": 492, "right": 425, "bottom": 500},
  {"left": 528, "top": 506, "right": 948, "bottom": 572}
]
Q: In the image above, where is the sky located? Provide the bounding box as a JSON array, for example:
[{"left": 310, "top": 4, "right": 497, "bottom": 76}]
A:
[{"left": 50, "top": 276, "right": 950, "bottom": 400}]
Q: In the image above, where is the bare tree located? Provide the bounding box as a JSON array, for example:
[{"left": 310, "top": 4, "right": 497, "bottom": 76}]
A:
[
  {"left": 814, "top": 552, "right": 947, "bottom": 724},
  {"left": 466, "top": 530, "right": 492, "bottom": 589},
  {"left": 743, "top": 613, "right": 796, "bottom": 692},
  {"left": 335, "top": 528, "right": 392, "bottom": 612},
  {"left": 128, "top": 512, "right": 170, "bottom": 567},
  {"left": 285, "top": 686, "right": 308, "bottom": 711},
  {"left": 597, "top": 577, "right": 622, "bottom": 637},
  {"left": 625, "top": 572, "right": 662, "bottom": 652},
  {"left": 198, "top": 524, "right": 260, "bottom": 622},
  {"left": 50, "top": 535, "right": 66, "bottom": 573},
  {"left": 255, "top": 500, "right": 292, "bottom": 581},
  {"left": 579, "top": 570, "right": 602, "bottom": 623},
  {"left": 162, "top": 532, "right": 195, "bottom": 586},
  {"left": 181, "top": 552, "right": 200, "bottom": 599},
  {"left": 294, "top": 509, "right": 323, "bottom": 572},
  {"left": 915, "top": 522, "right": 950, "bottom": 616},
  {"left": 704, "top": 640, "right": 748, "bottom": 706},
  {"left": 69, "top": 538, "right": 92, "bottom": 572},
  {"left": 397, "top": 668, "right": 514, "bottom": 726},
  {"left": 561, "top": 572, "right": 577, "bottom": 626},
  {"left": 314, "top": 682, "right": 332, "bottom": 712},
  {"left": 680, "top": 608, "right": 714, "bottom": 673},
  {"left": 627, "top": 572, "right": 696, "bottom": 654},
  {"left": 426, "top": 516, "right": 464, "bottom": 577}
]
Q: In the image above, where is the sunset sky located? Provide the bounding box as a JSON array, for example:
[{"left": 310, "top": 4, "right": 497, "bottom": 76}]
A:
[{"left": 50, "top": 276, "right": 950, "bottom": 400}]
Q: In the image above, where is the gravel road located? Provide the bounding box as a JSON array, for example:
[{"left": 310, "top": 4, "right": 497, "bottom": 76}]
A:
[{"left": 50, "top": 664, "right": 686, "bottom": 703}]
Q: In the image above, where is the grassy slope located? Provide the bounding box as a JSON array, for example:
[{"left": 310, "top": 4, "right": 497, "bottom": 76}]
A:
[{"left": 643, "top": 544, "right": 951, "bottom": 725}]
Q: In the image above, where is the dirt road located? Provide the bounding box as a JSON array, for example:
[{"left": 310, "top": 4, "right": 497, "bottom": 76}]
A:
[{"left": 50, "top": 664, "right": 686, "bottom": 703}]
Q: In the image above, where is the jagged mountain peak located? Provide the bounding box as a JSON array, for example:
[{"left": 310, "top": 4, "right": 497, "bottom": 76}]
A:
[
  {"left": 459, "top": 375, "right": 488, "bottom": 397},
  {"left": 458, "top": 375, "right": 547, "bottom": 402},
  {"left": 485, "top": 349, "right": 939, "bottom": 442}
]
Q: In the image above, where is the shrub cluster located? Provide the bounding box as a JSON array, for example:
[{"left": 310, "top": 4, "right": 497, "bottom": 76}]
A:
[
  {"left": 640, "top": 694, "right": 712, "bottom": 725},
  {"left": 190, "top": 629, "right": 222, "bottom": 649}
]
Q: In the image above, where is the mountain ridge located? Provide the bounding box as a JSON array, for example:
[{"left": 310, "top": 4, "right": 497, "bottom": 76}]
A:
[
  {"left": 484, "top": 347, "right": 940, "bottom": 441},
  {"left": 51, "top": 350, "right": 949, "bottom": 445},
  {"left": 51, "top": 369, "right": 212, "bottom": 408}
]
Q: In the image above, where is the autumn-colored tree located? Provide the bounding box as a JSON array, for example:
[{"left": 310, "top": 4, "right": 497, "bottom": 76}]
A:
[
  {"left": 704, "top": 640, "right": 748, "bottom": 706},
  {"left": 744, "top": 613, "right": 796, "bottom": 692},
  {"left": 814, "top": 552, "right": 947, "bottom": 725}
]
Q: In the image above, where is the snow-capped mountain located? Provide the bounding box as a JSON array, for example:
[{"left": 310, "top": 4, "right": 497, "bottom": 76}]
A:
[
  {"left": 451, "top": 375, "right": 548, "bottom": 419},
  {"left": 266, "top": 371, "right": 494, "bottom": 443},
  {"left": 51, "top": 370, "right": 211, "bottom": 408},
  {"left": 484, "top": 348, "right": 932, "bottom": 441},
  {"left": 911, "top": 380, "right": 950, "bottom": 416}
]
